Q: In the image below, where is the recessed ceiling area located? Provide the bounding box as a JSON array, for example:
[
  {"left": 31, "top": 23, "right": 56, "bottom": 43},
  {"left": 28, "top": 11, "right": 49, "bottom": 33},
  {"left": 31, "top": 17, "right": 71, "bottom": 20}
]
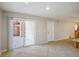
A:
[{"left": 0, "top": 2, "right": 79, "bottom": 20}]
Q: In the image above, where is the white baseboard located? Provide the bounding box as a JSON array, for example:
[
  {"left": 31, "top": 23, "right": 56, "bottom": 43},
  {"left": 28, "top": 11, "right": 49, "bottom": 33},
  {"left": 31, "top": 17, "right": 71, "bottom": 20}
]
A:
[
  {"left": 53, "top": 37, "right": 69, "bottom": 41},
  {"left": 36, "top": 41, "right": 48, "bottom": 45}
]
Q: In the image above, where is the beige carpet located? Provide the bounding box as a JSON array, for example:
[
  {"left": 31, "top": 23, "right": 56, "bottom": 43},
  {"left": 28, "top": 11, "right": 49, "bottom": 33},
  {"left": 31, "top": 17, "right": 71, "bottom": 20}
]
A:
[{"left": 1, "top": 39, "right": 79, "bottom": 57}]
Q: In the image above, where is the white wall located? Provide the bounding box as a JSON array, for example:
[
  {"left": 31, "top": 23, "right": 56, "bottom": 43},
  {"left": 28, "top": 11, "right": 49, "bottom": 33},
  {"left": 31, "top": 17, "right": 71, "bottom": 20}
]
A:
[
  {"left": 54, "top": 21, "right": 75, "bottom": 40},
  {"left": 47, "top": 21, "right": 54, "bottom": 41},
  {"left": 35, "top": 20, "right": 47, "bottom": 44},
  {"left": 1, "top": 11, "right": 8, "bottom": 51},
  {"left": 0, "top": 9, "right": 2, "bottom": 52}
]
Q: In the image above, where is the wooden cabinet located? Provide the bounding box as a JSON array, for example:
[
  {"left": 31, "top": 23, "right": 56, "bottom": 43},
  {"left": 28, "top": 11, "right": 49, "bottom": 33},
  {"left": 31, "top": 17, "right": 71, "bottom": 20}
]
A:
[
  {"left": 73, "top": 25, "right": 79, "bottom": 48},
  {"left": 75, "top": 31, "right": 79, "bottom": 38}
]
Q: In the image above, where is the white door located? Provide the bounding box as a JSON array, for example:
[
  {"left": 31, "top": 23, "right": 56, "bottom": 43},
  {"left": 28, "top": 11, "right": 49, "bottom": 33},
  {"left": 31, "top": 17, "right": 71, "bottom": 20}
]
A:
[
  {"left": 8, "top": 19, "right": 25, "bottom": 50},
  {"left": 24, "top": 21, "right": 35, "bottom": 46},
  {"left": 47, "top": 21, "right": 54, "bottom": 41}
]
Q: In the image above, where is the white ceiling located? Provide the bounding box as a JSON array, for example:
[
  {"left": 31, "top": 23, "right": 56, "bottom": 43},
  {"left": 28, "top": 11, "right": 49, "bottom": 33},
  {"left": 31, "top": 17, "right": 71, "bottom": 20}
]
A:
[{"left": 0, "top": 2, "right": 79, "bottom": 20}]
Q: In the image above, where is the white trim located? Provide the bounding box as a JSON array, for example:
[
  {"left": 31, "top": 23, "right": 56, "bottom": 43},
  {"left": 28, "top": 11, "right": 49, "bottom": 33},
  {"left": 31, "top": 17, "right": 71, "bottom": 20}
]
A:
[{"left": 53, "top": 37, "right": 69, "bottom": 41}]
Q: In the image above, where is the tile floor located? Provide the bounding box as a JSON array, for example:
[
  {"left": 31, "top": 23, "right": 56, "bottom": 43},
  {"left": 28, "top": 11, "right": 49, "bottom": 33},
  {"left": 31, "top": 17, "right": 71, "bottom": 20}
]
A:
[{"left": 1, "top": 39, "right": 79, "bottom": 57}]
